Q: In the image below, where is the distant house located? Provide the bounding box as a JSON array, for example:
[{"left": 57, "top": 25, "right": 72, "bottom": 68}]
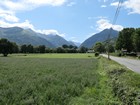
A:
[
  {"left": 87, "top": 50, "right": 94, "bottom": 53},
  {"left": 121, "top": 48, "right": 127, "bottom": 55}
]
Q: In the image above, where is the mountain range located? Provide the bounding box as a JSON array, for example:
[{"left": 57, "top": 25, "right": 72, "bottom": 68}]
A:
[
  {"left": 80, "top": 28, "right": 119, "bottom": 48},
  {"left": 0, "top": 27, "right": 77, "bottom": 48},
  {"left": 0, "top": 27, "right": 119, "bottom": 48}
]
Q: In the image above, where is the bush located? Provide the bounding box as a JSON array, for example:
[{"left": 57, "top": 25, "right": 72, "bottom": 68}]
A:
[
  {"left": 95, "top": 52, "right": 99, "bottom": 57},
  {"left": 118, "top": 53, "right": 122, "bottom": 57},
  {"left": 126, "top": 52, "right": 137, "bottom": 56},
  {"left": 137, "top": 56, "right": 140, "bottom": 59}
]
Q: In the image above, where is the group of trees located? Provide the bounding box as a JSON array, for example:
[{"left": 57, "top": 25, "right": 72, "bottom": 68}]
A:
[
  {"left": 93, "top": 42, "right": 115, "bottom": 53},
  {"left": 20, "top": 44, "right": 46, "bottom": 53},
  {"left": 0, "top": 38, "right": 89, "bottom": 56},
  {"left": 93, "top": 28, "right": 140, "bottom": 54},
  {"left": 116, "top": 28, "right": 140, "bottom": 52},
  {"left": 0, "top": 39, "right": 18, "bottom": 56}
]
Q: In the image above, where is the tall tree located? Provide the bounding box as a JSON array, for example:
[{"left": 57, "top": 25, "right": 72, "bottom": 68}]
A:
[
  {"left": 27, "top": 44, "right": 34, "bottom": 53},
  {"left": 20, "top": 44, "right": 27, "bottom": 53},
  {"left": 79, "top": 46, "right": 88, "bottom": 53},
  {"left": 12, "top": 42, "right": 19, "bottom": 53},
  {"left": 116, "top": 28, "right": 135, "bottom": 52},
  {"left": 38, "top": 45, "right": 46, "bottom": 53},
  {"left": 93, "top": 42, "right": 105, "bottom": 53},
  {"left": 62, "top": 44, "right": 68, "bottom": 49},
  {"left": 133, "top": 28, "right": 140, "bottom": 52},
  {"left": 0, "top": 38, "right": 14, "bottom": 56}
]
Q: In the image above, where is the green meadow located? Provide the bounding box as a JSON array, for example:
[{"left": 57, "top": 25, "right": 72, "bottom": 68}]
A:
[
  {"left": 0, "top": 54, "right": 140, "bottom": 105},
  {"left": 8, "top": 53, "right": 95, "bottom": 58}
]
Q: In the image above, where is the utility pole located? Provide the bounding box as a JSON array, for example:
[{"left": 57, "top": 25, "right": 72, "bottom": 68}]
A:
[
  {"left": 107, "top": 0, "right": 123, "bottom": 60},
  {"left": 107, "top": 28, "right": 112, "bottom": 60}
]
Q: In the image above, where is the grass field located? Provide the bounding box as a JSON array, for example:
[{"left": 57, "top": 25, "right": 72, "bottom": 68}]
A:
[
  {"left": 0, "top": 54, "right": 140, "bottom": 104},
  {"left": 4, "top": 53, "right": 95, "bottom": 58}
]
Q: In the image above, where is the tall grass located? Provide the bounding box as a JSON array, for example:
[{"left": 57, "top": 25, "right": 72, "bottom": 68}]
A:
[
  {"left": 0, "top": 57, "right": 99, "bottom": 104},
  {"left": 1, "top": 54, "right": 139, "bottom": 104}
]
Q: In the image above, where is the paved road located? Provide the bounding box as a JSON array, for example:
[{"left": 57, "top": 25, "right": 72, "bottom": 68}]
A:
[{"left": 101, "top": 54, "right": 140, "bottom": 74}]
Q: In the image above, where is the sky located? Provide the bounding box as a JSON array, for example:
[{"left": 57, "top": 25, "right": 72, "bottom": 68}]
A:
[{"left": 0, "top": 0, "right": 140, "bottom": 43}]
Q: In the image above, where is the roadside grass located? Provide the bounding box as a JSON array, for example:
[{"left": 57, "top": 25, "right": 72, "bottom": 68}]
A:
[{"left": 101, "top": 57, "right": 140, "bottom": 104}]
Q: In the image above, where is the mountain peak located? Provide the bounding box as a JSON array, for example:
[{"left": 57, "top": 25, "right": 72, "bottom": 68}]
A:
[{"left": 80, "top": 28, "right": 119, "bottom": 48}]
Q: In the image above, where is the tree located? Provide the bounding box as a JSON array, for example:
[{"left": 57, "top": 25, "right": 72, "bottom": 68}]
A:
[
  {"left": 79, "top": 46, "right": 88, "bottom": 53},
  {"left": 133, "top": 28, "right": 140, "bottom": 52},
  {"left": 62, "top": 44, "right": 68, "bottom": 48},
  {"left": 38, "top": 45, "right": 46, "bottom": 53},
  {"left": 27, "top": 44, "right": 34, "bottom": 53},
  {"left": 12, "top": 42, "right": 19, "bottom": 53},
  {"left": 116, "top": 28, "right": 135, "bottom": 52},
  {"left": 93, "top": 42, "right": 105, "bottom": 53},
  {"left": 0, "top": 38, "right": 14, "bottom": 56},
  {"left": 56, "top": 47, "right": 65, "bottom": 53},
  {"left": 108, "top": 44, "right": 115, "bottom": 53},
  {"left": 20, "top": 44, "right": 27, "bottom": 53}
]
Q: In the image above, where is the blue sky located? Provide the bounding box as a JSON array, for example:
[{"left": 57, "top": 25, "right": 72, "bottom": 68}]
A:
[{"left": 0, "top": 0, "right": 140, "bottom": 43}]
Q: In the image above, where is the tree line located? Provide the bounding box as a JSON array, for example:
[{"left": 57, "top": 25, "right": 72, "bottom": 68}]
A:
[
  {"left": 93, "top": 28, "right": 140, "bottom": 55},
  {"left": 116, "top": 28, "right": 140, "bottom": 53},
  {"left": 0, "top": 38, "right": 88, "bottom": 56}
]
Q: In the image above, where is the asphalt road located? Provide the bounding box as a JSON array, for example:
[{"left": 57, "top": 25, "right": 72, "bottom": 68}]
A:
[{"left": 101, "top": 54, "right": 140, "bottom": 74}]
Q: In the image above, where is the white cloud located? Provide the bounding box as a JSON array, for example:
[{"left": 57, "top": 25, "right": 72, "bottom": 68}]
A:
[
  {"left": 110, "top": 2, "right": 119, "bottom": 6},
  {"left": 101, "top": 5, "right": 107, "bottom": 8},
  {"left": 0, "top": 8, "right": 19, "bottom": 22},
  {"left": 0, "top": 0, "right": 67, "bottom": 12},
  {"left": 0, "top": 13, "right": 19, "bottom": 22},
  {"left": 123, "top": 0, "right": 140, "bottom": 14},
  {"left": 25, "top": 0, "right": 67, "bottom": 7},
  {"left": 37, "top": 29, "right": 66, "bottom": 38},
  {"left": 67, "top": 2, "right": 76, "bottom": 7},
  {"left": 69, "top": 37, "right": 79, "bottom": 42},
  {"left": 111, "top": 0, "right": 140, "bottom": 14},
  {"left": 96, "top": 18, "right": 123, "bottom": 31},
  {"left": 0, "top": 19, "right": 34, "bottom": 29}
]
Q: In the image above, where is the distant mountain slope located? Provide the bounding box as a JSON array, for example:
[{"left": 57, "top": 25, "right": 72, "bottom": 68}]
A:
[
  {"left": 38, "top": 34, "right": 73, "bottom": 47},
  {"left": 103, "top": 37, "right": 118, "bottom": 47},
  {"left": 0, "top": 27, "right": 56, "bottom": 48},
  {"left": 68, "top": 41, "right": 81, "bottom": 47},
  {"left": 68, "top": 41, "right": 77, "bottom": 46},
  {"left": 80, "top": 29, "right": 119, "bottom": 48}
]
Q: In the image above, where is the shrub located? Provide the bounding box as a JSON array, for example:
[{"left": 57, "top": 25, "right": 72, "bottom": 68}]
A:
[
  {"left": 126, "top": 52, "right": 137, "bottom": 56},
  {"left": 118, "top": 53, "right": 122, "bottom": 57},
  {"left": 137, "top": 56, "right": 140, "bottom": 59},
  {"left": 95, "top": 52, "right": 99, "bottom": 57}
]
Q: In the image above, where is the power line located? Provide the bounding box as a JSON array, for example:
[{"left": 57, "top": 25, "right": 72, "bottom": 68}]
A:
[
  {"left": 112, "top": 0, "right": 123, "bottom": 25},
  {"left": 107, "top": 0, "right": 123, "bottom": 59}
]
